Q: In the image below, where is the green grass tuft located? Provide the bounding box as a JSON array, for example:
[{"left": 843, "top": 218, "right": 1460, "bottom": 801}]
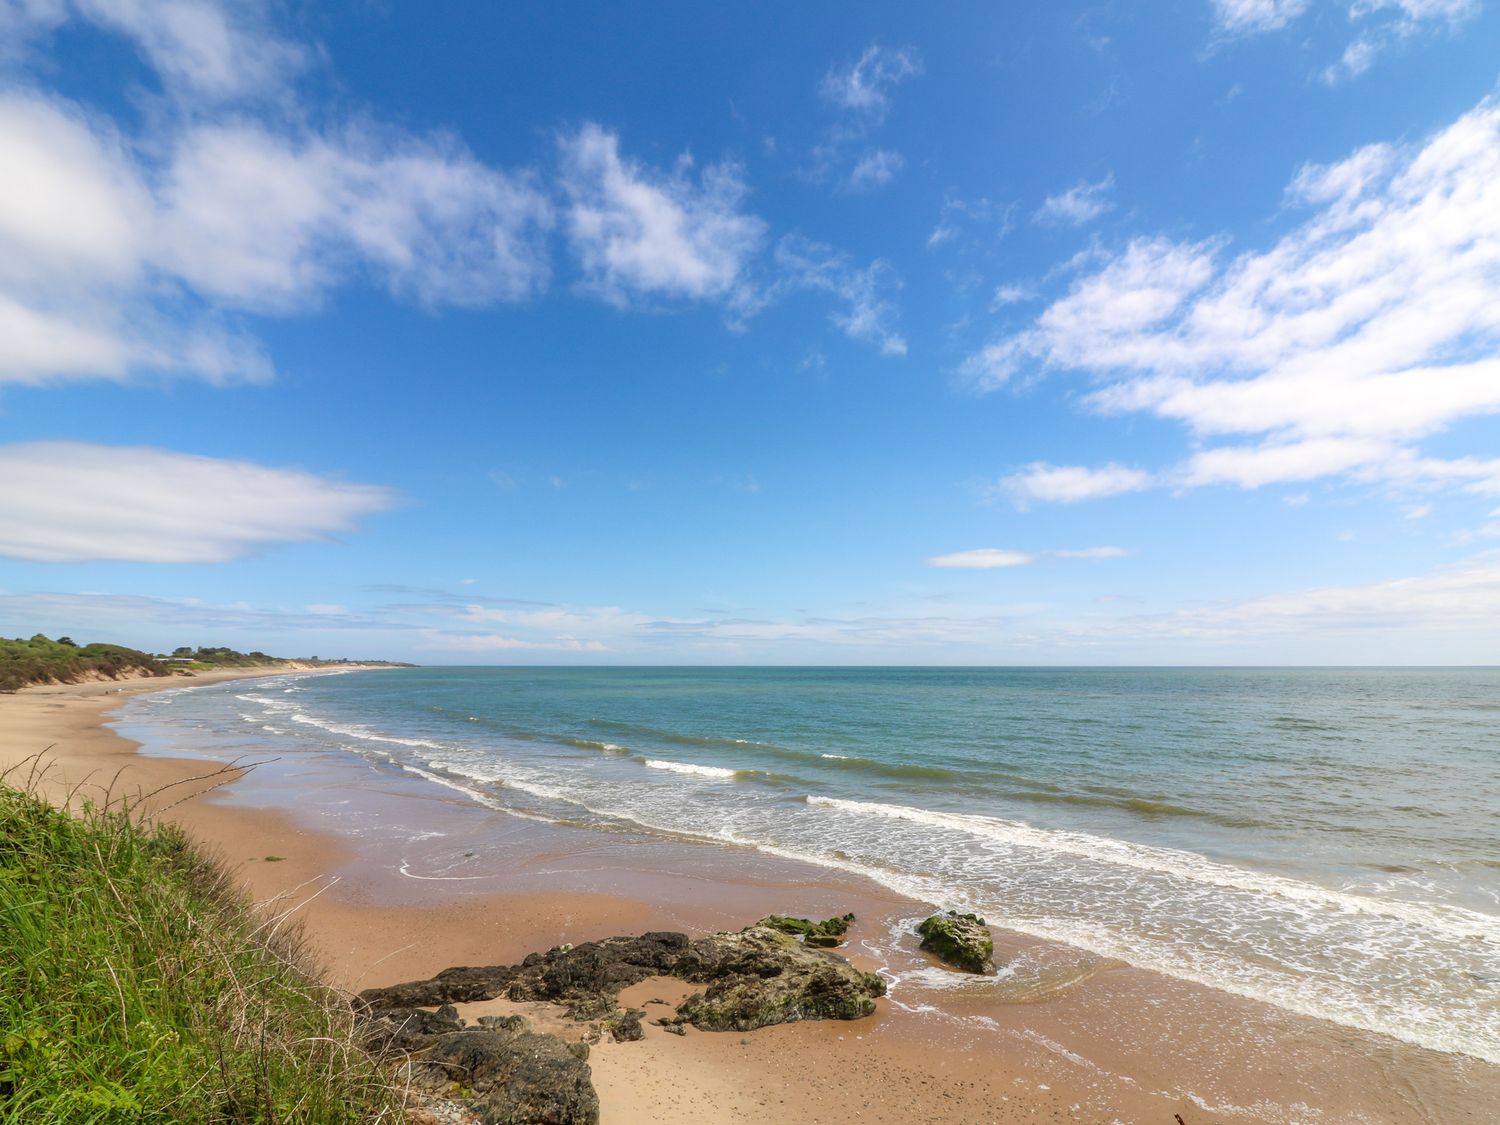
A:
[{"left": 0, "top": 781, "right": 401, "bottom": 1123}]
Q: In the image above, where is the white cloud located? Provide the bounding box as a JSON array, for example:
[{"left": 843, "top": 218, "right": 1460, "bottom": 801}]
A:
[
  {"left": 847, "top": 148, "right": 904, "bottom": 192},
  {"left": 819, "top": 45, "right": 922, "bottom": 120},
  {"left": 993, "top": 462, "right": 1154, "bottom": 508},
  {"left": 420, "top": 632, "right": 608, "bottom": 654},
  {"left": 927, "top": 196, "right": 1017, "bottom": 252},
  {"left": 0, "top": 10, "right": 552, "bottom": 388},
  {"left": 774, "top": 236, "right": 907, "bottom": 356},
  {"left": 991, "top": 283, "right": 1036, "bottom": 307},
  {"left": 929, "top": 546, "right": 1130, "bottom": 567},
  {"left": 969, "top": 95, "right": 1500, "bottom": 502},
  {"left": 76, "top": 0, "right": 305, "bottom": 99},
  {"left": 1211, "top": 0, "right": 1310, "bottom": 34},
  {"left": 1326, "top": 0, "right": 1480, "bottom": 81},
  {"left": 1180, "top": 436, "right": 1398, "bottom": 488},
  {"left": 928, "top": 548, "right": 1036, "bottom": 569},
  {"left": 1036, "top": 174, "right": 1115, "bottom": 227},
  {"left": 557, "top": 123, "right": 765, "bottom": 307},
  {"left": 0, "top": 442, "right": 396, "bottom": 562},
  {"left": 1166, "top": 549, "right": 1500, "bottom": 635},
  {"left": 2, "top": 0, "right": 305, "bottom": 100},
  {"left": 157, "top": 123, "right": 552, "bottom": 311},
  {"left": 1054, "top": 546, "right": 1131, "bottom": 558}
]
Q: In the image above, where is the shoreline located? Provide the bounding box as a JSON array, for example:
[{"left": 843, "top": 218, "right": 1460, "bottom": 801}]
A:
[{"left": 4, "top": 670, "right": 1496, "bottom": 1122}]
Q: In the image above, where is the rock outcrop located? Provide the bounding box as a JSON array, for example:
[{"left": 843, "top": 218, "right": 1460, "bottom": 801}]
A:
[
  {"left": 355, "top": 919, "right": 885, "bottom": 1122},
  {"left": 358, "top": 922, "right": 885, "bottom": 1031},
  {"left": 916, "top": 911, "right": 996, "bottom": 974}
]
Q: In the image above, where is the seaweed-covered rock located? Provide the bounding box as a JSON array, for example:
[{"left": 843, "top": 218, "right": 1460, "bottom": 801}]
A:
[
  {"left": 673, "top": 925, "right": 885, "bottom": 1031},
  {"left": 916, "top": 912, "right": 996, "bottom": 975},
  {"left": 758, "top": 912, "right": 855, "bottom": 947},
  {"left": 404, "top": 1021, "right": 599, "bottom": 1125}
]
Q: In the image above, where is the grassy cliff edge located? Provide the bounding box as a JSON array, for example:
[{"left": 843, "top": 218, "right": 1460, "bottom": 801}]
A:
[{"left": 0, "top": 777, "right": 400, "bottom": 1123}]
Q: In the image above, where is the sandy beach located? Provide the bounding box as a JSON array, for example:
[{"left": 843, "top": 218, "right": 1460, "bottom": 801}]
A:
[{"left": 5, "top": 671, "right": 1496, "bottom": 1124}]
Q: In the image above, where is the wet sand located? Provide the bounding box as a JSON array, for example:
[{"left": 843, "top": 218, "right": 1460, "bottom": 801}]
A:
[{"left": 3, "top": 672, "right": 1496, "bottom": 1123}]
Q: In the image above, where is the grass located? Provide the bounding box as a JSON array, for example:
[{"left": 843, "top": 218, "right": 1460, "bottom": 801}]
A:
[
  {"left": 0, "top": 769, "right": 402, "bottom": 1123},
  {"left": 0, "top": 636, "right": 166, "bottom": 694}
]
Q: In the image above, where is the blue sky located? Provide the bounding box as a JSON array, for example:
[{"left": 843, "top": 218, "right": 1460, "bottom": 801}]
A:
[{"left": 2, "top": 0, "right": 1500, "bottom": 663}]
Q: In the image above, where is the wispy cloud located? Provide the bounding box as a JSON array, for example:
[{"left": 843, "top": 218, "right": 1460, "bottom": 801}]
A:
[
  {"left": 819, "top": 45, "right": 922, "bottom": 120},
  {"left": 1325, "top": 0, "right": 1480, "bottom": 82},
  {"left": 1211, "top": 0, "right": 1310, "bottom": 35},
  {"left": 557, "top": 123, "right": 765, "bottom": 308},
  {"left": 928, "top": 546, "right": 1130, "bottom": 568},
  {"left": 809, "top": 45, "right": 921, "bottom": 195},
  {"left": 13, "top": 551, "right": 1496, "bottom": 662},
  {"left": 993, "top": 463, "right": 1154, "bottom": 508},
  {"left": 1035, "top": 174, "right": 1115, "bottom": 227},
  {"left": 0, "top": 442, "right": 396, "bottom": 563},
  {"left": 773, "top": 236, "right": 907, "bottom": 356},
  {"left": 968, "top": 94, "right": 1500, "bottom": 504},
  {"left": 3, "top": 0, "right": 307, "bottom": 101},
  {"left": 1208, "top": 0, "right": 1478, "bottom": 81},
  {"left": 847, "top": 148, "right": 904, "bottom": 192},
  {"left": 1054, "top": 546, "right": 1131, "bottom": 559}
]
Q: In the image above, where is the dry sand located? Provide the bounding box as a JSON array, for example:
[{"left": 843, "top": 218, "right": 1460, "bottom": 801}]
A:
[{"left": 4, "top": 671, "right": 1496, "bottom": 1124}]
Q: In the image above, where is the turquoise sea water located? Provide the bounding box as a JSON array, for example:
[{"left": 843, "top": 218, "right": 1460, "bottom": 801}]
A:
[{"left": 125, "top": 666, "right": 1500, "bottom": 1064}]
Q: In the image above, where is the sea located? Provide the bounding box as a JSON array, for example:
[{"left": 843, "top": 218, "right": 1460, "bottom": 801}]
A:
[{"left": 120, "top": 666, "right": 1500, "bottom": 1067}]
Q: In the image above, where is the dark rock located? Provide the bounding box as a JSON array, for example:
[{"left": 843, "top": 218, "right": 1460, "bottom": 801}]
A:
[
  {"left": 916, "top": 912, "right": 996, "bottom": 974},
  {"left": 405, "top": 1022, "right": 599, "bottom": 1125},
  {"left": 758, "top": 912, "right": 855, "bottom": 947},
  {"left": 358, "top": 1005, "right": 465, "bottom": 1053},
  {"left": 673, "top": 926, "right": 886, "bottom": 1032},
  {"left": 357, "top": 964, "right": 518, "bottom": 1008},
  {"left": 607, "top": 1009, "right": 645, "bottom": 1042},
  {"left": 662, "top": 1023, "right": 686, "bottom": 1036},
  {"left": 504, "top": 931, "right": 690, "bottom": 1019}
]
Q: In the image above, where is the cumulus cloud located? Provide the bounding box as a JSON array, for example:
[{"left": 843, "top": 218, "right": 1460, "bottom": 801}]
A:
[
  {"left": 0, "top": 442, "right": 396, "bottom": 562},
  {"left": 820, "top": 45, "right": 922, "bottom": 120},
  {"left": 557, "top": 123, "right": 765, "bottom": 307},
  {"left": 969, "top": 95, "right": 1500, "bottom": 503},
  {"left": 1035, "top": 174, "right": 1115, "bottom": 227},
  {"left": 0, "top": 8, "right": 552, "bottom": 388}
]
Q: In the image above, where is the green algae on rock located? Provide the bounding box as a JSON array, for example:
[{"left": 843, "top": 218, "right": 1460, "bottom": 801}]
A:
[
  {"left": 916, "top": 912, "right": 997, "bottom": 975},
  {"left": 757, "top": 912, "right": 856, "bottom": 947}
]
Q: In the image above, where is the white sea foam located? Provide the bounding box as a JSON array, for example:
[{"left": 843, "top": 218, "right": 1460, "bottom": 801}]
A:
[
  {"left": 642, "top": 758, "right": 736, "bottom": 779},
  {"left": 806, "top": 796, "right": 1500, "bottom": 943},
  {"left": 287, "top": 711, "right": 447, "bottom": 751}
]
